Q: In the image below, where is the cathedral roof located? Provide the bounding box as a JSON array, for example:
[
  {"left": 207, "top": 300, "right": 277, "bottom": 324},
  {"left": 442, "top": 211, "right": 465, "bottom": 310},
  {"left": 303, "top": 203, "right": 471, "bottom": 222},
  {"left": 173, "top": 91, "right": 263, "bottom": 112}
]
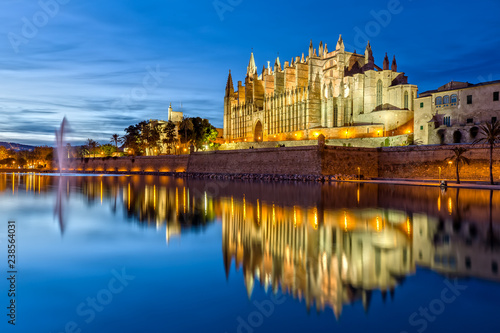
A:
[{"left": 419, "top": 79, "right": 500, "bottom": 97}]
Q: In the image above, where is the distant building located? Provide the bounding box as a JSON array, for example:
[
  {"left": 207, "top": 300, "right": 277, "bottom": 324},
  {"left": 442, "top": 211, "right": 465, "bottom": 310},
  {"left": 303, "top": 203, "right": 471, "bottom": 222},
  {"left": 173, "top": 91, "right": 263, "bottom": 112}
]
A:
[
  {"left": 414, "top": 80, "right": 500, "bottom": 145},
  {"left": 223, "top": 37, "right": 417, "bottom": 143}
]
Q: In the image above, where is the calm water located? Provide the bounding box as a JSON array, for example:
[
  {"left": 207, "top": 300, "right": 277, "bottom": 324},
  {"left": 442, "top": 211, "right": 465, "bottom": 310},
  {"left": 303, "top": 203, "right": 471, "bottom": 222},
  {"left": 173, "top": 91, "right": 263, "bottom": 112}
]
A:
[{"left": 0, "top": 173, "right": 499, "bottom": 333}]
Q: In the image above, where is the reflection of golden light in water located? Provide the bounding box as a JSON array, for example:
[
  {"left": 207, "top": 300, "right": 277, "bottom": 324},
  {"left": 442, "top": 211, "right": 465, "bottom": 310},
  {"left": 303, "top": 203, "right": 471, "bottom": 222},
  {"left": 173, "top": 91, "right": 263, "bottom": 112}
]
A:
[
  {"left": 322, "top": 252, "right": 327, "bottom": 270},
  {"left": 293, "top": 206, "right": 297, "bottom": 228},
  {"left": 272, "top": 204, "right": 276, "bottom": 226},
  {"left": 257, "top": 199, "right": 260, "bottom": 223},
  {"left": 183, "top": 187, "right": 186, "bottom": 214},
  {"left": 175, "top": 187, "right": 179, "bottom": 215},
  {"left": 231, "top": 196, "right": 234, "bottom": 217},
  {"left": 38, "top": 175, "right": 41, "bottom": 193},
  {"left": 376, "top": 216, "right": 381, "bottom": 232},
  {"left": 153, "top": 185, "right": 156, "bottom": 210},
  {"left": 100, "top": 180, "right": 103, "bottom": 205},
  {"left": 314, "top": 208, "right": 318, "bottom": 230},
  {"left": 448, "top": 197, "right": 452, "bottom": 215},
  {"left": 12, "top": 173, "right": 14, "bottom": 194},
  {"left": 204, "top": 192, "right": 208, "bottom": 216},
  {"left": 357, "top": 187, "right": 360, "bottom": 204},
  {"left": 286, "top": 246, "right": 290, "bottom": 263},
  {"left": 437, "top": 195, "right": 441, "bottom": 211},
  {"left": 127, "top": 183, "right": 130, "bottom": 210},
  {"left": 407, "top": 217, "right": 411, "bottom": 235},
  {"left": 243, "top": 195, "right": 246, "bottom": 219},
  {"left": 344, "top": 211, "right": 348, "bottom": 231}
]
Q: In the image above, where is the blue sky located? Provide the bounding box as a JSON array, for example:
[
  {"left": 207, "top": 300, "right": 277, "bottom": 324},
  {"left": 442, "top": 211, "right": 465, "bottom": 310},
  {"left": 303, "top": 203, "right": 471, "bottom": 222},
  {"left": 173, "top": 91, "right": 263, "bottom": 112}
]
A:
[{"left": 1, "top": 0, "right": 499, "bottom": 146}]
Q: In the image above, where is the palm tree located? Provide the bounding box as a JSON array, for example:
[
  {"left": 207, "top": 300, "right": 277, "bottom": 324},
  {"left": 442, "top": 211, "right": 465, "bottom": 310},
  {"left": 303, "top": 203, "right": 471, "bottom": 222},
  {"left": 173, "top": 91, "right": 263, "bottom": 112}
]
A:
[
  {"left": 86, "top": 139, "right": 99, "bottom": 158},
  {"left": 110, "top": 134, "right": 121, "bottom": 149},
  {"left": 178, "top": 117, "right": 194, "bottom": 145},
  {"left": 473, "top": 120, "right": 500, "bottom": 185},
  {"left": 445, "top": 147, "right": 470, "bottom": 184}
]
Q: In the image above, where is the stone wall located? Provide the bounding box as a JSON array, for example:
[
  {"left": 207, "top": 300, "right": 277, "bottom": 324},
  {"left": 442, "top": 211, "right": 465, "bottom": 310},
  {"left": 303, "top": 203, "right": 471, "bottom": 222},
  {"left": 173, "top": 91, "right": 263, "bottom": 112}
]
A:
[
  {"left": 379, "top": 144, "right": 500, "bottom": 180},
  {"left": 65, "top": 143, "right": 500, "bottom": 182},
  {"left": 321, "top": 146, "right": 379, "bottom": 178},
  {"left": 68, "top": 155, "right": 190, "bottom": 173},
  {"left": 188, "top": 146, "right": 321, "bottom": 175}
]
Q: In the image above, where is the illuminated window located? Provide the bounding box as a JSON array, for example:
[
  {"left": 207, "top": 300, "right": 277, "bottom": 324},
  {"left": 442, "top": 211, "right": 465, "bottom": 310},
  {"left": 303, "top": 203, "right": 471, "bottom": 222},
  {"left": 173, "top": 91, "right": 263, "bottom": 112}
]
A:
[{"left": 435, "top": 96, "right": 442, "bottom": 106}]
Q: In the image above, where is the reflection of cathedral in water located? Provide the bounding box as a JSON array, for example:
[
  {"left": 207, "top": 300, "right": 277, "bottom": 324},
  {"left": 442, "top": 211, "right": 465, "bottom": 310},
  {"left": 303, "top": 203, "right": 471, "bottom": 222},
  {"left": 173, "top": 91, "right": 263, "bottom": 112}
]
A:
[
  {"left": 2, "top": 173, "right": 499, "bottom": 313},
  {"left": 222, "top": 198, "right": 413, "bottom": 316},
  {"left": 222, "top": 197, "right": 500, "bottom": 316}
]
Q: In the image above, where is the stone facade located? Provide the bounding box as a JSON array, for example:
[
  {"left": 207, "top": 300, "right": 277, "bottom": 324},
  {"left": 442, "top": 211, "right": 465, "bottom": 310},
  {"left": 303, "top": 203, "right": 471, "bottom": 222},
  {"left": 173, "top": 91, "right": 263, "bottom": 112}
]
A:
[
  {"left": 414, "top": 80, "right": 500, "bottom": 145},
  {"left": 223, "top": 36, "right": 417, "bottom": 143}
]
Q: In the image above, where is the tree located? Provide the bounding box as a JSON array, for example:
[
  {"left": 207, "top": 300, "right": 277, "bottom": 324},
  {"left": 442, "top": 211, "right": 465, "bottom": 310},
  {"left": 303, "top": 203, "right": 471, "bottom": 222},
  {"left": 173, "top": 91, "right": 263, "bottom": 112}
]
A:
[
  {"left": 178, "top": 117, "right": 194, "bottom": 145},
  {"left": 86, "top": 139, "right": 99, "bottom": 158},
  {"left": 110, "top": 134, "right": 121, "bottom": 149},
  {"left": 123, "top": 124, "right": 142, "bottom": 155},
  {"left": 0, "top": 146, "right": 8, "bottom": 160},
  {"left": 445, "top": 147, "right": 470, "bottom": 184},
  {"left": 100, "top": 144, "right": 117, "bottom": 157},
  {"left": 473, "top": 120, "right": 500, "bottom": 185},
  {"left": 163, "top": 121, "right": 177, "bottom": 154}
]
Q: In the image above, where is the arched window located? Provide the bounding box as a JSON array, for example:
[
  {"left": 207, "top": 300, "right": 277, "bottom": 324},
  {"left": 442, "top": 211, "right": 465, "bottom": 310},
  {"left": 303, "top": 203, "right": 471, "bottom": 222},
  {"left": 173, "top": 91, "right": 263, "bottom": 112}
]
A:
[
  {"left": 404, "top": 91, "right": 409, "bottom": 109},
  {"left": 443, "top": 95, "right": 450, "bottom": 104},
  {"left": 436, "top": 96, "right": 442, "bottom": 106},
  {"left": 451, "top": 94, "right": 457, "bottom": 104},
  {"left": 376, "top": 80, "right": 383, "bottom": 107}
]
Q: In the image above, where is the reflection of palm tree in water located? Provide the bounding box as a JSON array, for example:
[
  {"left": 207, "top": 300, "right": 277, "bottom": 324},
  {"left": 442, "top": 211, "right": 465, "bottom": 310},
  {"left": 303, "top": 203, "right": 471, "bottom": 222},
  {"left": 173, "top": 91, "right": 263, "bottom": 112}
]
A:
[{"left": 487, "top": 190, "right": 499, "bottom": 250}]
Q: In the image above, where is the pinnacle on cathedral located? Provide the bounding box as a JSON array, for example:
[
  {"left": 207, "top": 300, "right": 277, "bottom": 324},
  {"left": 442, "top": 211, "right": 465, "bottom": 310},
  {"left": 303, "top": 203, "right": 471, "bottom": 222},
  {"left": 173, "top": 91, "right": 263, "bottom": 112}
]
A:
[
  {"left": 391, "top": 55, "right": 397, "bottom": 72},
  {"left": 247, "top": 52, "right": 257, "bottom": 77},
  {"left": 383, "top": 53, "right": 390, "bottom": 70},
  {"left": 336, "top": 35, "right": 344, "bottom": 51},
  {"left": 274, "top": 56, "right": 281, "bottom": 72},
  {"left": 225, "top": 70, "right": 234, "bottom": 97}
]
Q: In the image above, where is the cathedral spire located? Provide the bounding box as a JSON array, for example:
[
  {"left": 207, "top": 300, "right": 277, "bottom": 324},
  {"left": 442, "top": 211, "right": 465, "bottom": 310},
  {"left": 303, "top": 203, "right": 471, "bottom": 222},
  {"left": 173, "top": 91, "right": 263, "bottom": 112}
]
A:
[
  {"left": 391, "top": 55, "right": 397, "bottom": 72},
  {"left": 383, "top": 52, "right": 390, "bottom": 70},
  {"left": 324, "top": 43, "right": 328, "bottom": 55},
  {"left": 309, "top": 39, "right": 313, "bottom": 57},
  {"left": 247, "top": 52, "right": 256, "bottom": 77},
  {"left": 225, "top": 70, "right": 234, "bottom": 97},
  {"left": 336, "top": 35, "right": 344, "bottom": 52},
  {"left": 319, "top": 41, "right": 323, "bottom": 57},
  {"left": 301, "top": 53, "right": 305, "bottom": 63}
]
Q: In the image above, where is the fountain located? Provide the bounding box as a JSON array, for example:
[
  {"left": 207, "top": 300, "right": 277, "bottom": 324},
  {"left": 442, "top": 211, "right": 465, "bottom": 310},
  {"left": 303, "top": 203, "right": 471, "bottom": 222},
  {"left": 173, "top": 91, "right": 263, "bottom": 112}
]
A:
[
  {"left": 54, "top": 117, "right": 69, "bottom": 233},
  {"left": 55, "top": 117, "right": 69, "bottom": 173}
]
